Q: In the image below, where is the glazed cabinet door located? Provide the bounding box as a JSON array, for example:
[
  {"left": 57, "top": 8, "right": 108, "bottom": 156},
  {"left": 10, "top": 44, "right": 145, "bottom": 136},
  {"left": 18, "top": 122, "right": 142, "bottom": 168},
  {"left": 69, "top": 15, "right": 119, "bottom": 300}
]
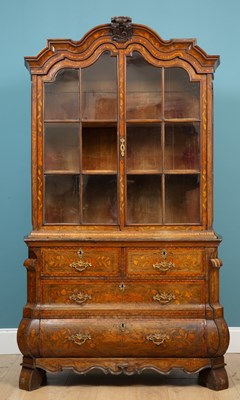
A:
[
  {"left": 42, "top": 48, "right": 202, "bottom": 228},
  {"left": 125, "top": 51, "right": 201, "bottom": 226},
  {"left": 126, "top": 52, "right": 163, "bottom": 224},
  {"left": 44, "top": 51, "right": 119, "bottom": 225}
]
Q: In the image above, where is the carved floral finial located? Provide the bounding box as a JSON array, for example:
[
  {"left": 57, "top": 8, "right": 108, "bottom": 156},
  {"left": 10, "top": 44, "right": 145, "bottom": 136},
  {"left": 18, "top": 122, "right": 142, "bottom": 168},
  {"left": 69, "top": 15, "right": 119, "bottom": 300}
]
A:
[{"left": 111, "top": 16, "right": 133, "bottom": 43}]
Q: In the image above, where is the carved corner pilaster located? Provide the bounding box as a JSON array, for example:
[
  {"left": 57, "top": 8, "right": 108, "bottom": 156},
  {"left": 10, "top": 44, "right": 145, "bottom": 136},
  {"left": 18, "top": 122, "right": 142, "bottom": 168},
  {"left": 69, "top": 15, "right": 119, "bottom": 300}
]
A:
[
  {"left": 23, "top": 249, "right": 40, "bottom": 308},
  {"left": 23, "top": 258, "right": 37, "bottom": 270},
  {"left": 210, "top": 258, "right": 223, "bottom": 269},
  {"left": 23, "top": 249, "right": 39, "bottom": 270},
  {"left": 111, "top": 16, "right": 133, "bottom": 43}
]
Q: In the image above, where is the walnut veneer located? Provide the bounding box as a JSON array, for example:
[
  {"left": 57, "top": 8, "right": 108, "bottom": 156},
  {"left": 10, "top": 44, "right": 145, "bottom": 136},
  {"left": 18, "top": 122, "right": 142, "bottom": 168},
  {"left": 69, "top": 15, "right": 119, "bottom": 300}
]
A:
[{"left": 17, "top": 17, "right": 229, "bottom": 391}]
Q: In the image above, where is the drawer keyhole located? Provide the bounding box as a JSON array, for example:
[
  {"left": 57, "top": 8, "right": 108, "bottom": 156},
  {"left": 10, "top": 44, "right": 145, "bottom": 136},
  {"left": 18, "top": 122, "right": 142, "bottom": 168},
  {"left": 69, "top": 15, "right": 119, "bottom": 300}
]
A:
[
  {"left": 162, "top": 249, "right": 168, "bottom": 259},
  {"left": 119, "top": 322, "right": 126, "bottom": 332},
  {"left": 119, "top": 282, "right": 126, "bottom": 291}
]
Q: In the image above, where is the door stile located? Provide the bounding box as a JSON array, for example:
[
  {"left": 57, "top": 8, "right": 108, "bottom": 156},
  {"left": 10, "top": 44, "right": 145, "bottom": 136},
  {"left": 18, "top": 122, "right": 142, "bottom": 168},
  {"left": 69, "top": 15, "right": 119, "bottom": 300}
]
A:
[
  {"left": 37, "top": 76, "right": 44, "bottom": 228},
  {"left": 161, "top": 67, "right": 165, "bottom": 225},
  {"left": 31, "top": 75, "right": 38, "bottom": 229},
  {"left": 118, "top": 50, "right": 126, "bottom": 230},
  {"left": 79, "top": 68, "right": 83, "bottom": 225},
  {"left": 206, "top": 74, "right": 213, "bottom": 229}
]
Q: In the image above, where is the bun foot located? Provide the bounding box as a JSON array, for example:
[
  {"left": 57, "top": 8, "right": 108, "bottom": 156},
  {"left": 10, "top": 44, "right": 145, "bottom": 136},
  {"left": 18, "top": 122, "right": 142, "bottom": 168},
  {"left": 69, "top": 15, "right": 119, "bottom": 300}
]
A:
[
  {"left": 19, "top": 366, "right": 46, "bottom": 391},
  {"left": 198, "top": 366, "right": 229, "bottom": 391}
]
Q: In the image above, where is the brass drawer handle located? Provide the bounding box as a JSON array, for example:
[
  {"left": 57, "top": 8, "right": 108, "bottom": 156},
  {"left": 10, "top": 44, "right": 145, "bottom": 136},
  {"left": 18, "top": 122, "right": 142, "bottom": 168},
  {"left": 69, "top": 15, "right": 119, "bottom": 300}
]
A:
[
  {"left": 153, "top": 261, "right": 175, "bottom": 272},
  {"left": 146, "top": 333, "right": 170, "bottom": 346},
  {"left": 69, "top": 291, "right": 92, "bottom": 304},
  {"left": 153, "top": 291, "right": 176, "bottom": 305},
  {"left": 70, "top": 249, "right": 92, "bottom": 272},
  {"left": 68, "top": 333, "right": 91, "bottom": 346}
]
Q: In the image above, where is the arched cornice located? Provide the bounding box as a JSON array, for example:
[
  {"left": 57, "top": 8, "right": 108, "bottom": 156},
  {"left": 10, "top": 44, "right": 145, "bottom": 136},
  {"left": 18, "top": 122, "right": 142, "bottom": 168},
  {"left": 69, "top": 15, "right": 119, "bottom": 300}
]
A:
[{"left": 25, "top": 19, "right": 220, "bottom": 76}]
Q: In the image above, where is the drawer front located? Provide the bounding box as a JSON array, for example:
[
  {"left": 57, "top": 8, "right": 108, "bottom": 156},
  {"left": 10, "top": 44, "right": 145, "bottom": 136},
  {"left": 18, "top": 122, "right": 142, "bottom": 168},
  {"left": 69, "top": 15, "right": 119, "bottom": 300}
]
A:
[
  {"left": 42, "top": 280, "right": 205, "bottom": 310},
  {"left": 121, "top": 280, "right": 204, "bottom": 308},
  {"left": 42, "top": 247, "right": 120, "bottom": 277},
  {"left": 39, "top": 318, "right": 218, "bottom": 358},
  {"left": 126, "top": 247, "right": 204, "bottom": 277},
  {"left": 42, "top": 280, "right": 124, "bottom": 306}
]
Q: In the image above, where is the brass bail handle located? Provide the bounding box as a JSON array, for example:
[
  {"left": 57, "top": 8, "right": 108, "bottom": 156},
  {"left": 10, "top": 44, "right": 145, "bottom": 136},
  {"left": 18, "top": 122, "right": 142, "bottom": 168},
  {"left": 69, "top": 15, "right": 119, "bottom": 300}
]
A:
[
  {"left": 68, "top": 333, "right": 91, "bottom": 346},
  {"left": 146, "top": 333, "right": 170, "bottom": 346},
  {"left": 70, "top": 249, "right": 92, "bottom": 272},
  {"left": 153, "top": 249, "right": 175, "bottom": 272}
]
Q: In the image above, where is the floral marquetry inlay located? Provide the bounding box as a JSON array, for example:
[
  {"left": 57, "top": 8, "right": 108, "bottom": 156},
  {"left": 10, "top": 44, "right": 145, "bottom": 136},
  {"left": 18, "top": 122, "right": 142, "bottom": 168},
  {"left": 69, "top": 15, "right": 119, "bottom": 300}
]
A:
[
  {"left": 19, "top": 18, "right": 229, "bottom": 393},
  {"left": 42, "top": 248, "right": 120, "bottom": 276},
  {"left": 127, "top": 248, "right": 204, "bottom": 276}
]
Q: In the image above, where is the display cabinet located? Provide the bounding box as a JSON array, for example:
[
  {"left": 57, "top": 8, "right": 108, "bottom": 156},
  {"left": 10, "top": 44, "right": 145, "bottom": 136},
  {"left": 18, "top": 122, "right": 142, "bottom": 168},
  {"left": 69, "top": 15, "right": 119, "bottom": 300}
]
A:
[{"left": 17, "top": 17, "right": 229, "bottom": 391}]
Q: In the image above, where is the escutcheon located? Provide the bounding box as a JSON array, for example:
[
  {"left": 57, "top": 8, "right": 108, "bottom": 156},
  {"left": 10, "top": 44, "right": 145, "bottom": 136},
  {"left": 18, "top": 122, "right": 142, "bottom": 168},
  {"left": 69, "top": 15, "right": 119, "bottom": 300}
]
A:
[{"left": 70, "top": 249, "right": 92, "bottom": 272}]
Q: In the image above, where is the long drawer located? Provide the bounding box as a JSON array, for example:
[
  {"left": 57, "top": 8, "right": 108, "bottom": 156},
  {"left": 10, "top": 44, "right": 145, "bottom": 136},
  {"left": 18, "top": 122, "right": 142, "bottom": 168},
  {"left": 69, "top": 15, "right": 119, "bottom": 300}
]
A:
[
  {"left": 126, "top": 247, "right": 204, "bottom": 277},
  {"left": 37, "top": 318, "right": 219, "bottom": 358},
  {"left": 41, "top": 247, "right": 120, "bottom": 277},
  {"left": 42, "top": 279, "right": 205, "bottom": 310}
]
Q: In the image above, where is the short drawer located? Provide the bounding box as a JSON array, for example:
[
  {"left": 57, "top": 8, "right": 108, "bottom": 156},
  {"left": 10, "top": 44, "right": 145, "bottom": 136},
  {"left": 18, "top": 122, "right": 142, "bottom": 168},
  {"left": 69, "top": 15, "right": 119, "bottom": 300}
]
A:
[
  {"left": 120, "top": 280, "right": 205, "bottom": 309},
  {"left": 39, "top": 318, "right": 218, "bottom": 358},
  {"left": 126, "top": 247, "right": 204, "bottom": 277},
  {"left": 42, "top": 247, "right": 120, "bottom": 277},
  {"left": 42, "top": 279, "right": 205, "bottom": 312},
  {"left": 42, "top": 280, "right": 124, "bottom": 306}
]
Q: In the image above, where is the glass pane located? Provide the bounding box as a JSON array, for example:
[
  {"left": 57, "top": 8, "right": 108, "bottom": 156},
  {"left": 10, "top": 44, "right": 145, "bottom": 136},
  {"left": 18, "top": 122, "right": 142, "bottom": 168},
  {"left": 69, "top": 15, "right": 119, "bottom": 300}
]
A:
[
  {"left": 165, "top": 174, "right": 200, "bottom": 223},
  {"left": 126, "top": 52, "right": 162, "bottom": 119},
  {"left": 165, "top": 123, "right": 200, "bottom": 170},
  {"left": 127, "top": 124, "right": 162, "bottom": 172},
  {"left": 165, "top": 68, "right": 200, "bottom": 119},
  {"left": 44, "top": 69, "right": 79, "bottom": 120},
  {"left": 44, "top": 123, "right": 80, "bottom": 172},
  {"left": 82, "top": 52, "right": 117, "bottom": 120},
  {"left": 45, "top": 175, "right": 80, "bottom": 223},
  {"left": 127, "top": 175, "right": 162, "bottom": 224},
  {"left": 82, "top": 126, "right": 117, "bottom": 172},
  {"left": 82, "top": 175, "right": 117, "bottom": 224}
]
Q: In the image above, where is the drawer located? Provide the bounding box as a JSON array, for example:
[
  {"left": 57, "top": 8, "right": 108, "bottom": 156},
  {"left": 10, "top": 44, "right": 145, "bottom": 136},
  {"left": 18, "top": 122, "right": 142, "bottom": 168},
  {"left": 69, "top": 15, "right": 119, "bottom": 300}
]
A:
[
  {"left": 42, "top": 279, "right": 205, "bottom": 311},
  {"left": 39, "top": 318, "right": 218, "bottom": 358},
  {"left": 42, "top": 247, "right": 120, "bottom": 277},
  {"left": 120, "top": 280, "right": 205, "bottom": 309},
  {"left": 42, "top": 280, "right": 124, "bottom": 306},
  {"left": 126, "top": 247, "right": 204, "bottom": 277}
]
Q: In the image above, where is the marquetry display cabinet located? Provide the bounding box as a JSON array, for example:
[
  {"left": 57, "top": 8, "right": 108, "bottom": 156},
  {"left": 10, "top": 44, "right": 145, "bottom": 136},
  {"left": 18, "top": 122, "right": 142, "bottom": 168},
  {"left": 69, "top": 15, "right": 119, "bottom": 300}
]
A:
[{"left": 17, "top": 17, "right": 229, "bottom": 391}]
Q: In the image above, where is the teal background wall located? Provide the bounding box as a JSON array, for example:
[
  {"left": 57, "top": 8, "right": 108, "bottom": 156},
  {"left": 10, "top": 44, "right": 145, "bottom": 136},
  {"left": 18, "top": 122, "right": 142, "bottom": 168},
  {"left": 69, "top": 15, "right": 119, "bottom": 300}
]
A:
[{"left": 0, "top": 0, "right": 239, "bottom": 328}]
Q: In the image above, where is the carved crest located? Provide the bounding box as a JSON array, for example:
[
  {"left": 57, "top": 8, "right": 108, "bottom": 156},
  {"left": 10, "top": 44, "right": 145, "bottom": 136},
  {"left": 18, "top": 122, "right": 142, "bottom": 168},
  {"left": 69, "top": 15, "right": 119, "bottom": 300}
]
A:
[{"left": 111, "top": 16, "right": 133, "bottom": 43}]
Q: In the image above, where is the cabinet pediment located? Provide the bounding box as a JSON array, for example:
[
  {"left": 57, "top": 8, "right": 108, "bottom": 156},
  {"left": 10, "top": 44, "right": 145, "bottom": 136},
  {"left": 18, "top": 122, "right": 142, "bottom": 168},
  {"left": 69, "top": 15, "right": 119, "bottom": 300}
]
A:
[{"left": 25, "top": 17, "right": 219, "bottom": 75}]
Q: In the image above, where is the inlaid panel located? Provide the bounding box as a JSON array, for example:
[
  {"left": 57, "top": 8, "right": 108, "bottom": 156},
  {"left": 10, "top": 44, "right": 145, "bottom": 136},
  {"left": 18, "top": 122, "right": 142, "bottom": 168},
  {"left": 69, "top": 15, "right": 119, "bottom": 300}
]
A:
[
  {"left": 38, "top": 318, "right": 218, "bottom": 358},
  {"left": 126, "top": 247, "right": 204, "bottom": 277},
  {"left": 42, "top": 247, "right": 120, "bottom": 276},
  {"left": 42, "top": 280, "right": 204, "bottom": 310}
]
